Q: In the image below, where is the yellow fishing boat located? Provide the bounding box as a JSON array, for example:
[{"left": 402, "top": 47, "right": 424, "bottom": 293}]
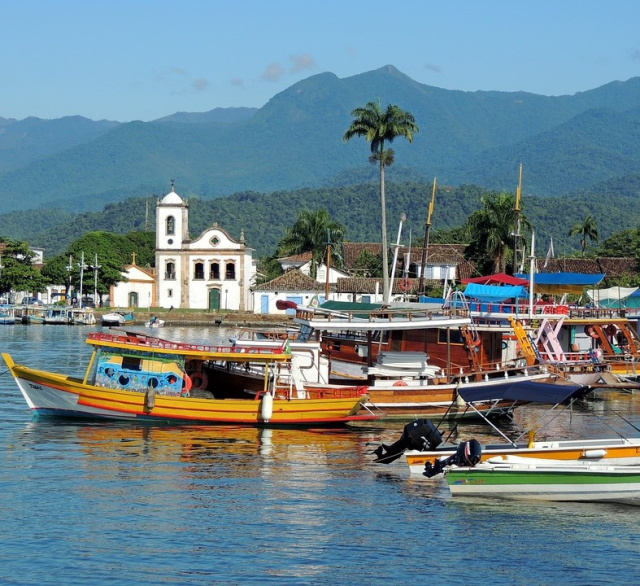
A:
[{"left": 2, "top": 331, "right": 377, "bottom": 426}]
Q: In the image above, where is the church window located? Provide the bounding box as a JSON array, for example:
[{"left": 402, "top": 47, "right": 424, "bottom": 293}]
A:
[
  {"left": 165, "top": 261, "right": 176, "bottom": 280},
  {"left": 194, "top": 262, "right": 205, "bottom": 280},
  {"left": 166, "top": 216, "right": 175, "bottom": 236},
  {"left": 225, "top": 262, "right": 236, "bottom": 280},
  {"left": 167, "top": 289, "right": 173, "bottom": 298},
  {"left": 210, "top": 262, "right": 220, "bottom": 280}
]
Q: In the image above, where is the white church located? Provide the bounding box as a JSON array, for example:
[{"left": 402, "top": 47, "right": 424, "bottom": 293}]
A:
[{"left": 152, "top": 186, "right": 257, "bottom": 311}]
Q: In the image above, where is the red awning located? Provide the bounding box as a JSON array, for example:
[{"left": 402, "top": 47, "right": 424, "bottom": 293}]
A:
[{"left": 461, "top": 272, "right": 529, "bottom": 286}]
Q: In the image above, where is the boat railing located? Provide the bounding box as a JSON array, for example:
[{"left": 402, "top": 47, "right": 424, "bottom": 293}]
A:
[
  {"left": 87, "top": 332, "right": 289, "bottom": 357},
  {"left": 296, "top": 306, "right": 469, "bottom": 323}
]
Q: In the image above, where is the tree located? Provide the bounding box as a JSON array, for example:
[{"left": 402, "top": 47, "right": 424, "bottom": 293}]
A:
[
  {"left": 277, "top": 209, "right": 345, "bottom": 279},
  {"left": 464, "top": 192, "right": 530, "bottom": 275},
  {"left": 569, "top": 215, "right": 599, "bottom": 255},
  {"left": 597, "top": 228, "right": 640, "bottom": 258},
  {"left": 343, "top": 99, "right": 418, "bottom": 302},
  {"left": 0, "top": 240, "right": 48, "bottom": 297}
]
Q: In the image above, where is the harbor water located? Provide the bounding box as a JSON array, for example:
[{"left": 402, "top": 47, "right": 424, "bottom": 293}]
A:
[{"left": 2, "top": 325, "right": 640, "bottom": 585}]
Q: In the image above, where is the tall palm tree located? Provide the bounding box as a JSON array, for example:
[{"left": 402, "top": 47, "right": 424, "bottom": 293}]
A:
[
  {"left": 343, "top": 100, "right": 418, "bottom": 302},
  {"left": 569, "top": 215, "right": 599, "bottom": 255},
  {"left": 277, "top": 209, "right": 345, "bottom": 279},
  {"left": 465, "top": 192, "right": 530, "bottom": 274}
]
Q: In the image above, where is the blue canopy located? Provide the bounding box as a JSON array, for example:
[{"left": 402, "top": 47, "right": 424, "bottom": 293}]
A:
[
  {"left": 463, "top": 283, "right": 528, "bottom": 302},
  {"left": 458, "top": 380, "right": 588, "bottom": 404},
  {"left": 515, "top": 272, "right": 604, "bottom": 295}
]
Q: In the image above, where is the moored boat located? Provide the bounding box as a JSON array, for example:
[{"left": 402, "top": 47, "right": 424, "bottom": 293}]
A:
[
  {"left": 2, "top": 331, "right": 377, "bottom": 426},
  {"left": 446, "top": 457, "right": 640, "bottom": 505}
]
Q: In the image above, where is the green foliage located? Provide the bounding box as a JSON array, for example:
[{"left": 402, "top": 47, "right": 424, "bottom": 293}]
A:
[
  {"left": 569, "top": 215, "right": 599, "bottom": 254},
  {"left": 463, "top": 192, "right": 531, "bottom": 274},
  {"left": 597, "top": 228, "right": 640, "bottom": 257},
  {"left": 352, "top": 250, "right": 383, "bottom": 278},
  {"left": 277, "top": 209, "right": 345, "bottom": 279},
  {"left": 0, "top": 239, "right": 48, "bottom": 294}
]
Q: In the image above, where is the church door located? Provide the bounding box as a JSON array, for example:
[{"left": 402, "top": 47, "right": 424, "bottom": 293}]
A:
[
  {"left": 208, "top": 288, "right": 221, "bottom": 311},
  {"left": 128, "top": 292, "right": 139, "bottom": 307}
]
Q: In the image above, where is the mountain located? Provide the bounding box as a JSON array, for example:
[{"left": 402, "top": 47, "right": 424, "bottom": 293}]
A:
[{"left": 2, "top": 66, "right": 640, "bottom": 215}]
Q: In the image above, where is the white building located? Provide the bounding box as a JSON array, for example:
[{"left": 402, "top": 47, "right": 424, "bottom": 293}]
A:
[
  {"left": 155, "top": 187, "right": 256, "bottom": 310},
  {"left": 110, "top": 257, "right": 156, "bottom": 308}
]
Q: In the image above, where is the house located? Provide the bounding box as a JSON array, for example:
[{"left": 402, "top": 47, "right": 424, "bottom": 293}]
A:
[
  {"left": 110, "top": 255, "right": 156, "bottom": 308},
  {"left": 251, "top": 270, "right": 326, "bottom": 314},
  {"left": 154, "top": 186, "right": 257, "bottom": 311}
]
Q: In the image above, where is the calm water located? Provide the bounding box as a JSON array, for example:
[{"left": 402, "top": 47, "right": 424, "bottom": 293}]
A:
[{"left": 2, "top": 325, "right": 640, "bottom": 585}]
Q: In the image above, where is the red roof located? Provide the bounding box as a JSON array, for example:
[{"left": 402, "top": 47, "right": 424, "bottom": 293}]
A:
[{"left": 462, "top": 272, "right": 529, "bottom": 286}]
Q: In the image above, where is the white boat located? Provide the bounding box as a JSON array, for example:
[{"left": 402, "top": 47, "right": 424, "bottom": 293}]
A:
[
  {"left": 145, "top": 317, "right": 165, "bottom": 328},
  {"left": 101, "top": 311, "right": 134, "bottom": 327},
  {"left": 446, "top": 456, "right": 640, "bottom": 505},
  {"left": 373, "top": 378, "right": 640, "bottom": 473},
  {"left": 0, "top": 305, "right": 16, "bottom": 325}
]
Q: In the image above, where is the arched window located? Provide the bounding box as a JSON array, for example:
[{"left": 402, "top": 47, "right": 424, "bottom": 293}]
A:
[
  {"left": 165, "top": 261, "right": 176, "bottom": 280},
  {"left": 210, "top": 262, "right": 220, "bottom": 280},
  {"left": 166, "top": 216, "right": 175, "bottom": 236},
  {"left": 194, "top": 262, "right": 204, "bottom": 280},
  {"left": 225, "top": 262, "right": 236, "bottom": 280}
]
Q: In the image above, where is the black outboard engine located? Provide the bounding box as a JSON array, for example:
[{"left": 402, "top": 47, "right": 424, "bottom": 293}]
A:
[
  {"left": 423, "top": 439, "right": 482, "bottom": 478},
  {"left": 374, "top": 419, "right": 443, "bottom": 464}
]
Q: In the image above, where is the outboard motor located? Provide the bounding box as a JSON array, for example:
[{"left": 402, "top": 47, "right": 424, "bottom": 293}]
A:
[
  {"left": 374, "top": 419, "right": 443, "bottom": 464},
  {"left": 423, "top": 439, "right": 482, "bottom": 478}
]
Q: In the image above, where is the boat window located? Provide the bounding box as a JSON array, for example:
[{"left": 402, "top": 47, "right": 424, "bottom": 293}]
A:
[
  {"left": 166, "top": 216, "right": 175, "bottom": 235},
  {"left": 437, "top": 329, "right": 464, "bottom": 345},
  {"left": 122, "top": 356, "right": 142, "bottom": 371}
]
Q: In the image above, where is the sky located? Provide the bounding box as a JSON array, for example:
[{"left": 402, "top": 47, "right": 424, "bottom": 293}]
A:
[{"left": 3, "top": 0, "right": 640, "bottom": 122}]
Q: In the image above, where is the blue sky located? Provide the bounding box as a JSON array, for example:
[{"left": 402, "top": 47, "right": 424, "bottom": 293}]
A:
[{"left": 3, "top": 0, "right": 640, "bottom": 122}]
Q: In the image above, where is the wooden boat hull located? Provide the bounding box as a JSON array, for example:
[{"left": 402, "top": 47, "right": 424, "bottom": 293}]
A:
[
  {"left": 406, "top": 438, "right": 640, "bottom": 473},
  {"left": 2, "top": 354, "right": 376, "bottom": 426},
  {"left": 447, "top": 461, "right": 640, "bottom": 504}
]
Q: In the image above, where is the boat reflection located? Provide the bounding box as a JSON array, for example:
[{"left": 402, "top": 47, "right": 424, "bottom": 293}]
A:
[{"left": 14, "top": 421, "right": 378, "bottom": 472}]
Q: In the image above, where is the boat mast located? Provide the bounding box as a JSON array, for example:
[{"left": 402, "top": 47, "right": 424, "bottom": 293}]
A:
[
  {"left": 417, "top": 177, "right": 437, "bottom": 296},
  {"left": 387, "top": 213, "right": 406, "bottom": 304},
  {"left": 512, "top": 164, "right": 523, "bottom": 275}
]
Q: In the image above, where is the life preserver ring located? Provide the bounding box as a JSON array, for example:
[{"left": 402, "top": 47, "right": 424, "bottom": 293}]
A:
[
  {"left": 584, "top": 326, "right": 598, "bottom": 339},
  {"left": 393, "top": 380, "right": 408, "bottom": 387},
  {"left": 605, "top": 324, "right": 617, "bottom": 337},
  {"left": 183, "top": 373, "right": 193, "bottom": 392},
  {"left": 190, "top": 371, "right": 208, "bottom": 390},
  {"left": 398, "top": 278, "right": 413, "bottom": 292}
]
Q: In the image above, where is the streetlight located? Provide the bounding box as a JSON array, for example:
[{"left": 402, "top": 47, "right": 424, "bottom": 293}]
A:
[
  {"left": 66, "top": 255, "right": 74, "bottom": 305},
  {"left": 88, "top": 253, "right": 101, "bottom": 307},
  {"left": 225, "top": 288, "right": 228, "bottom": 310},
  {"left": 77, "top": 252, "right": 88, "bottom": 308}
]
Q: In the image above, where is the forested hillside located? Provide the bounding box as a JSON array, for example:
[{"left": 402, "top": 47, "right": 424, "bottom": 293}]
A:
[
  {"left": 2, "top": 176, "right": 639, "bottom": 260},
  {"left": 2, "top": 66, "right": 640, "bottom": 214}
]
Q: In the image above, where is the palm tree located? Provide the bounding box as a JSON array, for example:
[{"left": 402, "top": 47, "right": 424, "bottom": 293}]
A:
[
  {"left": 277, "top": 209, "right": 345, "bottom": 279},
  {"left": 569, "top": 215, "right": 599, "bottom": 255},
  {"left": 465, "top": 192, "right": 530, "bottom": 274},
  {"left": 343, "top": 100, "right": 418, "bottom": 302}
]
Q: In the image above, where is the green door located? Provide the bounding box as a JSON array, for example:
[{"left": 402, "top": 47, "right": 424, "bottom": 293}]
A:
[
  {"left": 209, "top": 288, "right": 221, "bottom": 311},
  {"left": 128, "top": 292, "right": 138, "bottom": 307}
]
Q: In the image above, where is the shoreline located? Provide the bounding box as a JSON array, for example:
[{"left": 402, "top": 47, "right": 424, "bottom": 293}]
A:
[{"left": 97, "top": 309, "right": 293, "bottom": 329}]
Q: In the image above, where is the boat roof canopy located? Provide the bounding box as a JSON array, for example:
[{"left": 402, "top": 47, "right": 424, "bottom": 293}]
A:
[
  {"left": 458, "top": 380, "right": 587, "bottom": 404},
  {"left": 463, "top": 283, "right": 528, "bottom": 302},
  {"left": 516, "top": 272, "right": 605, "bottom": 295},
  {"left": 462, "top": 273, "right": 529, "bottom": 286}
]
